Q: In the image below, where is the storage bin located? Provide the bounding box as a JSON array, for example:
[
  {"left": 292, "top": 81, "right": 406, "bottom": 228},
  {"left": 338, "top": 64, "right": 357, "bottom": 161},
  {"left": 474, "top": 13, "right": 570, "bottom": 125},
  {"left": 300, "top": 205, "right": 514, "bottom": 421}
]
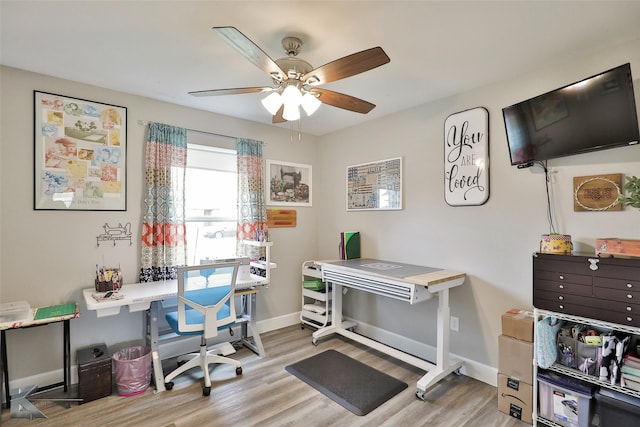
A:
[
  {"left": 557, "top": 335, "right": 577, "bottom": 369},
  {"left": 575, "top": 341, "right": 598, "bottom": 376},
  {"left": 537, "top": 370, "right": 595, "bottom": 427},
  {"left": 0, "top": 301, "right": 30, "bottom": 324},
  {"left": 113, "top": 346, "right": 152, "bottom": 396},
  {"left": 77, "top": 344, "right": 112, "bottom": 403},
  {"left": 303, "top": 279, "right": 325, "bottom": 291},
  {"left": 594, "top": 388, "right": 640, "bottom": 426}
]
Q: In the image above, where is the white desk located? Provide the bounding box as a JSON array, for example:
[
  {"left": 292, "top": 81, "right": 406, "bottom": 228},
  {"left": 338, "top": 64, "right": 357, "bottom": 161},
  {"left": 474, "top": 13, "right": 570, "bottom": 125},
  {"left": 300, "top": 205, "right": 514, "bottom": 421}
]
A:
[
  {"left": 82, "top": 275, "right": 267, "bottom": 392},
  {"left": 311, "top": 258, "right": 466, "bottom": 400}
]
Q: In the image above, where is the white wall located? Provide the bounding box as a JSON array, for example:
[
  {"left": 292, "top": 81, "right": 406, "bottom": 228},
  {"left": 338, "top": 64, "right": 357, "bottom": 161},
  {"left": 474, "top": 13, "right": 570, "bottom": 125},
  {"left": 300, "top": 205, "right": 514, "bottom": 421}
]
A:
[
  {"left": 2, "top": 37, "right": 639, "bottom": 387},
  {"left": 0, "top": 66, "right": 319, "bottom": 380},
  {"left": 315, "top": 38, "right": 640, "bottom": 380}
]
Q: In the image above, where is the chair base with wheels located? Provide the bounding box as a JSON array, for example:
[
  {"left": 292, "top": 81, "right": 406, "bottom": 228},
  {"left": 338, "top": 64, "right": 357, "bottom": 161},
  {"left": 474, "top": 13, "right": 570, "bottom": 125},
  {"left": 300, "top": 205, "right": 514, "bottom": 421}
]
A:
[
  {"left": 164, "top": 335, "right": 242, "bottom": 396},
  {"left": 163, "top": 262, "right": 244, "bottom": 396}
]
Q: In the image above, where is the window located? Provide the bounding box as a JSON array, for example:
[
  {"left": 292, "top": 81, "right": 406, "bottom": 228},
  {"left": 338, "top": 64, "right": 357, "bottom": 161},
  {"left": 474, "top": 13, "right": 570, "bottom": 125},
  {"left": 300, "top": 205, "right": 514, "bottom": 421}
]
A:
[{"left": 185, "top": 142, "right": 237, "bottom": 265}]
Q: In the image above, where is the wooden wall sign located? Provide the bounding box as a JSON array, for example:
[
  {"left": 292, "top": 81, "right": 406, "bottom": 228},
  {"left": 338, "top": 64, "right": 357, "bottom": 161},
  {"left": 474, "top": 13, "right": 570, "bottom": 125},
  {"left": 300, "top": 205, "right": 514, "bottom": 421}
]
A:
[
  {"left": 573, "top": 173, "right": 622, "bottom": 211},
  {"left": 267, "top": 208, "right": 297, "bottom": 227}
]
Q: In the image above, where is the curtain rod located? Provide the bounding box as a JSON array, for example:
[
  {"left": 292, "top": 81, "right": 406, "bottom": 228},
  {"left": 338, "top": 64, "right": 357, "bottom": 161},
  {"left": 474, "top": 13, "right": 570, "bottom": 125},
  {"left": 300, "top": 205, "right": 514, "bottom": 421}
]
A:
[{"left": 136, "top": 120, "right": 261, "bottom": 143}]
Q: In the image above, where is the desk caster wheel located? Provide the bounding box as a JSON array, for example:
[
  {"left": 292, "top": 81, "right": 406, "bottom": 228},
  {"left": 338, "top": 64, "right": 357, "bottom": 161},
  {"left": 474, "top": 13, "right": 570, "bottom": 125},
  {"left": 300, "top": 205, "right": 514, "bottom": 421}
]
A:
[
  {"left": 312, "top": 338, "right": 318, "bottom": 346},
  {"left": 415, "top": 390, "right": 425, "bottom": 401},
  {"left": 165, "top": 382, "right": 174, "bottom": 391},
  {"left": 203, "top": 386, "right": 211, "bottom": 396},
  {"left": 236, "top": 367, "right": 243, "bottom": 375}
]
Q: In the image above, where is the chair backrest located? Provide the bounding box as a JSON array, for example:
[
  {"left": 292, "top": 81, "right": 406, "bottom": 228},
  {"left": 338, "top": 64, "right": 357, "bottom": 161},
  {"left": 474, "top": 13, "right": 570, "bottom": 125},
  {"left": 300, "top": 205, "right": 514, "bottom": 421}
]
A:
[{"left": 176, "top": 261, "right": 240, "bottom": 339}]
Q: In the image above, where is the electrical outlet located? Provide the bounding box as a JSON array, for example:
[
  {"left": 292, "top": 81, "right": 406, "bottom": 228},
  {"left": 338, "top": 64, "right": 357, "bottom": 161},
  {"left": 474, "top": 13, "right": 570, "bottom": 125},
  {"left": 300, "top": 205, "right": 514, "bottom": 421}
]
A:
[{"left": 450, "top": 316, "right": 459, "bottom": 332}]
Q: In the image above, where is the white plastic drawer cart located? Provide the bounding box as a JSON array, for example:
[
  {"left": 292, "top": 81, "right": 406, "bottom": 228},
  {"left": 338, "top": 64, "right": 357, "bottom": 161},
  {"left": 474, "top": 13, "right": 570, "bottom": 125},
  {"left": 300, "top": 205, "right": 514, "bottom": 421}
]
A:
[{"left": 300, "top": 260, "right": 331, "bottom": 329}]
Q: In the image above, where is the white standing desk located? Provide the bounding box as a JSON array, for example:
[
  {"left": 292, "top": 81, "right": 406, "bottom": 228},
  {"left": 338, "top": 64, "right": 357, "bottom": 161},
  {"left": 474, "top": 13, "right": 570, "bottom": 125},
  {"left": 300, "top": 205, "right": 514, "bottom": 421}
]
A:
[
  {"left": 311, "top": 258, "right": 466, "bottom": 400},
  {"left": 82, "top": 275, "right": 267, "bottom": 392}
]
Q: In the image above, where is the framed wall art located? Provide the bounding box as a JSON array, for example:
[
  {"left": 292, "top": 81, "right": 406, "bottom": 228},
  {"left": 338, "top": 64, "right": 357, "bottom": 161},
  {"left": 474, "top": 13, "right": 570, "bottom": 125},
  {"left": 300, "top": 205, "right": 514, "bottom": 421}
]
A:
[
  {"left": 347, "top": 157, "right": 402, "bottom": 211},
  {"left": 34, "top": 91, "right": 127, "bottom": 210},
  {"left": 444, "top": 107, "right": 489, "bottom": 206},
  {"left": 266, "top": 160, "right": 312, "bottom": 206}
]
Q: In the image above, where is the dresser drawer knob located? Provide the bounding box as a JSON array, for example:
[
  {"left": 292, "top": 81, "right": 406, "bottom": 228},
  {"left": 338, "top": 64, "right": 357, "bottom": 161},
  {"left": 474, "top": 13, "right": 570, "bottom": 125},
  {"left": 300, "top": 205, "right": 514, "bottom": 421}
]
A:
[
  {"left": 627, "top": 316, "right": 633, "bottom": 322},
  {"left": 559, "top": 275, "right": 565, "bottom": 280},
  {"left": 558, "top": 284, "right": 564, "bottom": 289},
  {"left": 558, "top": 296, "right": 564, "bottom": 300},
  {"left": 559, "top": 304, "right": 564, "bottom": 309},
  {"left": 627, "top": 283, "right": 633, "bottom": 289},
  {"left": 627, "top": 294, "right": 634, "bottom": 299},
  {"left": 627, "top": 306, "right": 632, "bottom": 312}
]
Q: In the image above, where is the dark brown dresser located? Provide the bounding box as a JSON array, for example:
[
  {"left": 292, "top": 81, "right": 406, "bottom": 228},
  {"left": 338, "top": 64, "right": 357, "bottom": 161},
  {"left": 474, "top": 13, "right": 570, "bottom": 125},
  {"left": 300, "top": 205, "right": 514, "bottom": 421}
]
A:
[{"left": 533, "top": 252, "right": 640, "bottom": 328}]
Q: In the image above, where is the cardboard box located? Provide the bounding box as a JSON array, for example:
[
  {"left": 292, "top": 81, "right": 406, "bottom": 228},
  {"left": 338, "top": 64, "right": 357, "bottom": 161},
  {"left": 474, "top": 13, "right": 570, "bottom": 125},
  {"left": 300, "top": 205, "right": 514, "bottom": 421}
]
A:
[
  {"left": 502, "top": 309, "right": 534, "bottom": 342},
  {"left": 499, "top": 335, "right": 533, "bottom": 382},
  {"left": 497, "top": 374, "right": 533, "bottom": 424}
]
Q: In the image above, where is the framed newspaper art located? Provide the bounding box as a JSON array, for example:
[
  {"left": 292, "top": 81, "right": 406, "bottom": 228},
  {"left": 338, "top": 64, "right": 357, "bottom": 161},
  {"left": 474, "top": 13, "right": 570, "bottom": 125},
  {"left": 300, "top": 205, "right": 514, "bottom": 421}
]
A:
[
  {"left": 34, "top": 91, "right": 127, "bottom": 210},
  {"left": 347, "top": 157, "right": 402, "bottom": 211}
]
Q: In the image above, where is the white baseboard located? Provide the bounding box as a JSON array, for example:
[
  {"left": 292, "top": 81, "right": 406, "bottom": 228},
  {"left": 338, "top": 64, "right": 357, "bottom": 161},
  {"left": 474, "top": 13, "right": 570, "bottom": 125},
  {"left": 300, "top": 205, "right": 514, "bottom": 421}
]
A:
[{"left": 6, "top": 311, "right": 496, "bottom": 393}]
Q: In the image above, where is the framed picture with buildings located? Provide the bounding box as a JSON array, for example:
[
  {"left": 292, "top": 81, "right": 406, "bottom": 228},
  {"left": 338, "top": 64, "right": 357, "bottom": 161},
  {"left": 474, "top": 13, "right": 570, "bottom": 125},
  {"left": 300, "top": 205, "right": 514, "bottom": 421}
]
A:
[
  {"left": 266, "top": 160, "right": 312, "bottom": 206},
  {"left": 346, "top": 157, "right": 403, "bottom": 211},
  {"left": 34, "top": 91, "right": 127, "bottom": 211}
]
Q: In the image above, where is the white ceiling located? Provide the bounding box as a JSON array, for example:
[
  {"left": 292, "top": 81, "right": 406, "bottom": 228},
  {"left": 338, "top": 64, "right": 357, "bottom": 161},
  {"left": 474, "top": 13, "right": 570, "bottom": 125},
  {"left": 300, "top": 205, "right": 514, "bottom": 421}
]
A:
[{"left": 2, "top": 1, "right": 640, "bottom": 136}]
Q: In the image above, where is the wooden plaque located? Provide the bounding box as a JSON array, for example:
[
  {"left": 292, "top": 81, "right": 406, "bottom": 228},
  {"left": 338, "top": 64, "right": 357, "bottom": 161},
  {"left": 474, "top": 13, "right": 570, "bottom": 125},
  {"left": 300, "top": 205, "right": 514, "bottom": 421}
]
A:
[
  {"left": 573, "top": 174, "right": 622, "bottom": 211},
  {"left": 267, "top": 208, "right": 297, "bottom": 227}
]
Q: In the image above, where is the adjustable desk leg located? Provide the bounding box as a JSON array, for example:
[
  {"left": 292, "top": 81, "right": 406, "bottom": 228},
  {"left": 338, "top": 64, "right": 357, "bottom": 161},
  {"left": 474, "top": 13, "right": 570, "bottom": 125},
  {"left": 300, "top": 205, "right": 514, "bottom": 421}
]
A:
[
  {"left": 2, "top": 330, "right": 9, "bottom": 409},
  {"left": 239, "top": 291, "right": 265, "bottom": 358},
  {"left": 415, "top": 288, "right": 463, "bottom": 399},
  {"left": 147, "top": 302, "right": 165, "bottom": 392}
]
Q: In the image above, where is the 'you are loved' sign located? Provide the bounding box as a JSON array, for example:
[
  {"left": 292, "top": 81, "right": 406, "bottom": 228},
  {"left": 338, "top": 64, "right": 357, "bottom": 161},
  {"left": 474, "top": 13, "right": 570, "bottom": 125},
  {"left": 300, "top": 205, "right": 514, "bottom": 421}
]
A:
[{"left": 444, "top": 107, "right": 489, "bottom": 206}]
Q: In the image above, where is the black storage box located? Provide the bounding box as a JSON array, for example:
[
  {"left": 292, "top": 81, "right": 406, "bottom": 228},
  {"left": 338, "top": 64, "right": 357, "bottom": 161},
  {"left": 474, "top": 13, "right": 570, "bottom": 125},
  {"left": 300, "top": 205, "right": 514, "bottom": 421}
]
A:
[
  {"left": 594, "top": 388, "right": 640, "bottom": 426},
  {"left": 77, "top": 344, "right": 112, "bottom": 403}
]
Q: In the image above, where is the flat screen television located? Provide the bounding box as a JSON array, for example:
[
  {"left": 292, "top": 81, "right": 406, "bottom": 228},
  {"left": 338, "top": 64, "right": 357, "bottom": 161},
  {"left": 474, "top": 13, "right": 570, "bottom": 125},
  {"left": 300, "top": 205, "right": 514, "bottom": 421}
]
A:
[{"left": 503, "top": 63, "right": 640, "bottom": 167}]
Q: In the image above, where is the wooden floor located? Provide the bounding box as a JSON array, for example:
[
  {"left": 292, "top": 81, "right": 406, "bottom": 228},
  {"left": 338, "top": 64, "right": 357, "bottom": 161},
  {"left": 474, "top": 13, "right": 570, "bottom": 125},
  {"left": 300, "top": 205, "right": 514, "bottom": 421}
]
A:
[{"left": 1, "top": 325, "right": 524, "bottom": 427}]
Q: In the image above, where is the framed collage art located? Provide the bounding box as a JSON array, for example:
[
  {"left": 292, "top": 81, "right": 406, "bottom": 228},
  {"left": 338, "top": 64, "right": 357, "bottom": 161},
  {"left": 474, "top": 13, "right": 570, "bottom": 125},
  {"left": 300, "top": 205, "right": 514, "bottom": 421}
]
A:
[{"left": 34, "top": 91, "right": 127, "bottom": 210}]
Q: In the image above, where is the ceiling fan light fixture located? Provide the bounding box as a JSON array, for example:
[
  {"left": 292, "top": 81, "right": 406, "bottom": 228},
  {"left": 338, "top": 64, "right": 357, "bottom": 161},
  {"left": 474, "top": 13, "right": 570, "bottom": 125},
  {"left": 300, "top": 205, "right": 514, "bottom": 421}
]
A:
[
  {"left": 261, "top": 92, "right": 283, "bottom": 115},
  {"left": 281, "top": 84, "right": 302, "bottom": 106},
  {"left": 301, "top": 92, "right": 321, "bottom": 116},
  {"left": 282, "top": 102, "right": 300, "bottom": 121}
]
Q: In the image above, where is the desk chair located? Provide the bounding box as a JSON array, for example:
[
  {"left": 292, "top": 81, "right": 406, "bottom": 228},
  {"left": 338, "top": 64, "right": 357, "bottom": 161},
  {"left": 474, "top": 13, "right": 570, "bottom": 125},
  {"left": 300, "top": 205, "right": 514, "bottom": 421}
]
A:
[{"left": 163, "top": 262, "right": 243, "bottom": 396}]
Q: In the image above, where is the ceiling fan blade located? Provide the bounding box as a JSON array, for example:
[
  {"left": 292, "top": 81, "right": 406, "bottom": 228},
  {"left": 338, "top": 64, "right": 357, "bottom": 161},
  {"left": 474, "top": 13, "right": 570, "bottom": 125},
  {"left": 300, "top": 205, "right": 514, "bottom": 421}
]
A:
[
  {"left": 272, "top": 105, "right": 286, "bottom": 123},
  {"left": 189, "top": 87, "right": 273, "bottom": 97},
  {"left": 312, "top": 89, "right": 376, "bottom": 114},
  {"left": 214, "top": 26, "right": 287, "bottom": 82},
  {"left": 302, "top": 47, "right": 390, "bottom": 85}
]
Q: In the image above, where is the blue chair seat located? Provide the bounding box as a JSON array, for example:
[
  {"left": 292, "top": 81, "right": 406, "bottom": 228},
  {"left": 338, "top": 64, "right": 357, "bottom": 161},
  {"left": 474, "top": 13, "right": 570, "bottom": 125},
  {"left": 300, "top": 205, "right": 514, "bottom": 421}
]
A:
[{"left": 165, "top": 286, "right": 235, "bottom": 336}]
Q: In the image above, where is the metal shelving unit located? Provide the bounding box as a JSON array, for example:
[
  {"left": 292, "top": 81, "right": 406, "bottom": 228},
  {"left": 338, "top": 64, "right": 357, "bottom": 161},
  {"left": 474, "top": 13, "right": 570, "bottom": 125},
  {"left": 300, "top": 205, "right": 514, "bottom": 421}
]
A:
[{"left": 533, "top": 308, "right": 640, "bottom": 426}]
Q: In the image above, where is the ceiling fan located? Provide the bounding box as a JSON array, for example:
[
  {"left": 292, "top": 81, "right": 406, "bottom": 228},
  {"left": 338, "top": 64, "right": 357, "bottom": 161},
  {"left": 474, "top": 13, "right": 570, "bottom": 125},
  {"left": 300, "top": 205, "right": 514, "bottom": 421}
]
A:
[{"left": 189, "top": 26, "right": 391, "bottom": 123}]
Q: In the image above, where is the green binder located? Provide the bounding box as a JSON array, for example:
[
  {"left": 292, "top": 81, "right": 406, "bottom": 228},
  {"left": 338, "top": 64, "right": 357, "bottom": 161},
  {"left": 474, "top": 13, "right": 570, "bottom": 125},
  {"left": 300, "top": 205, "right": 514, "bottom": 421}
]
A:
[{"left": 341, "top": 231, "right": 360, "bottom": 260}]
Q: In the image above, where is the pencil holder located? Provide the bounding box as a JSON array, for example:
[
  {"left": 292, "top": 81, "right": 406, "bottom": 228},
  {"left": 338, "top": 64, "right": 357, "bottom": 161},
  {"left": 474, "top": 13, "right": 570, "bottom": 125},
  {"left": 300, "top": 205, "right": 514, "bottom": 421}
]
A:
[{"left": 95, "top": 267, "right": 122, "bottom": 292}]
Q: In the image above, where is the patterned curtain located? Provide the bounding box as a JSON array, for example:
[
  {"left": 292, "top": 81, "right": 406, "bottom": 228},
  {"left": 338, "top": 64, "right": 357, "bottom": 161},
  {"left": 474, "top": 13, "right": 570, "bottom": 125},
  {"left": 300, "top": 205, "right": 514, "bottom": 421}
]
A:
[
  {"left": 139, "top": 122, "right": 188, "bottom": 282},
  {"left": 236, "top": 138, "right": 268, "bottom": 252}
]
